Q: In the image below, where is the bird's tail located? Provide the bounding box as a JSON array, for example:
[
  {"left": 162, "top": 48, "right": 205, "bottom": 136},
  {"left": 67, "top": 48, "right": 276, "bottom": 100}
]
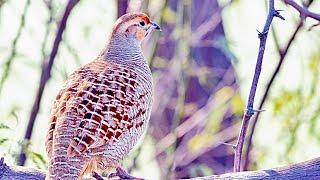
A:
[{"left": 47, "top": 130, "right": 88, "bottom": 180}]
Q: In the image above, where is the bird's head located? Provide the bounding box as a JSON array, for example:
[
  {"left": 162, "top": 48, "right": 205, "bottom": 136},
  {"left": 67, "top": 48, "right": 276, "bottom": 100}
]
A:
[{"left": 111, "top": 12, "right": 161, "bottom": 43}]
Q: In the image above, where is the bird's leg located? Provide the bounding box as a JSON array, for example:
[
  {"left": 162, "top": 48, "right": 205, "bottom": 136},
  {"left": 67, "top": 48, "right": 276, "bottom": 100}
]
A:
[
  {"left": 92, "top": 171, "right": 105, "bottom": 180},
  {"left": 108, "top": 167, "right": 144, "bottom": 180}
]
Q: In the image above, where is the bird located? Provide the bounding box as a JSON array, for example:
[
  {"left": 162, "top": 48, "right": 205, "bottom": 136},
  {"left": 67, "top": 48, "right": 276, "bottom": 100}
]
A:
[{"left": 45, "top": 12, "right": 160, "bottom": 180}]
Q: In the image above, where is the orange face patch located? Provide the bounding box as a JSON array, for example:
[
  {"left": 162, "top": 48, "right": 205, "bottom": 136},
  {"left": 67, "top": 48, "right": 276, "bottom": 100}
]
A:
[{"left": 136, "top": 28, "right": 147, "bottom": 41}]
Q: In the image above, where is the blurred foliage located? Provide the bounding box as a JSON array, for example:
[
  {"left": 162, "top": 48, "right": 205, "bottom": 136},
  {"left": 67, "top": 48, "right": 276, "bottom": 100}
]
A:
[
  {"left": 271, "top": 51, "right": 320, "bottom": 162},
  {"left": 28, "top": 151, "right": 47, "bottom": 170}
]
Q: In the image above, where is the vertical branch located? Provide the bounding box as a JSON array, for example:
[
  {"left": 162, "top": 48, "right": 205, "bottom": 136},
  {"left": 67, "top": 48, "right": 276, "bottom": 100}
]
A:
[
  {"left": 233, "top": 0, "right": 284, "bottom": 172},
  {"left": 243, "top": 0, "right": 315, "bottom": 170},
  {"left": 117, "top": 0, "right": 128, "bottom": 17},
  {"left": 0, "top": 0, "right": 31, "bottom": 95},
  {"left": 18, "top": 0, "right": 80, "bottom": 166}
]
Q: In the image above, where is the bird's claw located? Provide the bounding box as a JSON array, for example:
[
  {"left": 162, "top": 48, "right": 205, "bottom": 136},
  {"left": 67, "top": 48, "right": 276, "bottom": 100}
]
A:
[
  {"left": 92, "top": 171, "right": 105, "bottom": 180},
  {"left": 108, "top": 167, "right": 144, "bottom": 180}
]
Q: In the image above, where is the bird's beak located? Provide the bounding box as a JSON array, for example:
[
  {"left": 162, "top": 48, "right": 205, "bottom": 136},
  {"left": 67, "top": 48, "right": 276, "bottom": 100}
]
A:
[{"left": 151, "top": 22, "right": 161, "bottom": 31}]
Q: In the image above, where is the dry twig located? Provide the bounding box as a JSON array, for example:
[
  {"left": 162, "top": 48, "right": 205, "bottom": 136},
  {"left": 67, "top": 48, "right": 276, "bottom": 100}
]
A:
[
  {"left": 233, "top": 0, "right": 284, "bottom": 172},
  {"left": 243, "top": 0, "right": 316, "bottom": 170}
]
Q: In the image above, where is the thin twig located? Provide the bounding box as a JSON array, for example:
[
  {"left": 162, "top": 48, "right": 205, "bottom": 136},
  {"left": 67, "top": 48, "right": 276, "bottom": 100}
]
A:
[
  {"left": 18, "top": 0, "right": 80, "bottom": 166},
  {"left": 41, "top": 0, "right": 54, "bottom": 59},
  {"left": 0, "top": 0, "right": 30, "bottom": 95},
  {"left": 244, "top": 21, "right": 303, "bottom": 171},
  {"left": 155, "top": 67, "right": 236, "bottom": 156},
  {"left": 283, "top": 0, "right": 320, "bottom": 21},
  {"left": 243, "top": 0, "right": 315, "bottom": 171},
  {"left": 127, "top": 146, "right": 142, "bottom": 173},
  {"left": 233, "top": 0, "right": 284, "bottom": 172}
]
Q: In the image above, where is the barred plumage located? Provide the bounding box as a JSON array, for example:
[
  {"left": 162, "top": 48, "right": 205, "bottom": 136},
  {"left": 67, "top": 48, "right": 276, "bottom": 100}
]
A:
[{"left": 45, "top": 12, "right": 160, "bottom": 179}]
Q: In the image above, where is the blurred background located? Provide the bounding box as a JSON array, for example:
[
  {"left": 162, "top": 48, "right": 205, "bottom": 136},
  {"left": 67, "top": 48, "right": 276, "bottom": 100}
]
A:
[{"left": 0, "top": 0, "right": 320, "bottom": 179}]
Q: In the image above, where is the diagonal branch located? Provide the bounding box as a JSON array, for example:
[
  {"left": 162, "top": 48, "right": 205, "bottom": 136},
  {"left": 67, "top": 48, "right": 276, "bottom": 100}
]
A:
[
  {"left": 18, "top": 0, "right": 80, "bottom": 166},
  {"left": 233, "top": 0, "right": 284, "bottom": 172},
  {"left": 283, "top": 0, "right": 320, "bottom": 21}
]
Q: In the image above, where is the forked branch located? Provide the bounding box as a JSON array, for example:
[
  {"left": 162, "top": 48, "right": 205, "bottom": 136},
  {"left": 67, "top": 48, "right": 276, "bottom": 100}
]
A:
[{"left": 284, "top": 0, "right": 320, "bottom": 21}]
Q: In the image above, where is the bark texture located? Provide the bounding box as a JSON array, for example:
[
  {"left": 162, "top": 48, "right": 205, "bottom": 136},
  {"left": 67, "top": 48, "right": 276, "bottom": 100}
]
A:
[{"left": 1, "top": 157, "right": 320, "bottom": 179}]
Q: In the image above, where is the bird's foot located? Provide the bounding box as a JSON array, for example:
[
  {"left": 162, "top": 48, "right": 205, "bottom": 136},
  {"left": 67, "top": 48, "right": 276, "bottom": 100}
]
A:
[
  {"left": 108, "top": 167, "right": 144, "bottom": 180},
  {"left": 92, "top": 171, "right": 105, "bottom": 180}
]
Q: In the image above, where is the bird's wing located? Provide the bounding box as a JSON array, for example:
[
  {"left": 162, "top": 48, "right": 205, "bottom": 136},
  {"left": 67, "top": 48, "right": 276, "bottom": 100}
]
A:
[
  {"left": 64, "top": 60, "right": 152, "bottom": 157},
  {"left": 45, "top": 63, "right": 90, "bottom": 158}
]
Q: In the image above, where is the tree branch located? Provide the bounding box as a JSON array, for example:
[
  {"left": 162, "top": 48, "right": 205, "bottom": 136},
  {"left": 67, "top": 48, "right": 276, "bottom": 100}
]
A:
[
  {"left": 243, "top": 0, "right": 315, "bottom": 171},
  {"left": 244, "top": 21, "right": 303, "bottom": 171},
  {"left": 2, "top": 157, "right": 320, "bottom": 179},
  {"left": 233, "top": 0, "right": 284, "bottom": 172},
  {"left": 18, "top": 0, "right": 80, "bottom": 166},
  {"left": 0, "top": 158, "right": 46, "bottom": 180},
  {"left": 283, "top": 0, "right": 320, "bottom": 21},
  {"left": 189, "top": 157, "right": 320, "bottom": 180}
]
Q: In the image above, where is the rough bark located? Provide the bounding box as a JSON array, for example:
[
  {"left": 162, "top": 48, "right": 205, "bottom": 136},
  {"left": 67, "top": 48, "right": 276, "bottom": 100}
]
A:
[
  {"left": 187, "top": 157, "right": 320, "bottom": 180},
  {"left": 0, "top": 158, "right": 45, "bottom": 180},
  {"left": 1, "top": 157, "right": 320, "bottom": 179}
]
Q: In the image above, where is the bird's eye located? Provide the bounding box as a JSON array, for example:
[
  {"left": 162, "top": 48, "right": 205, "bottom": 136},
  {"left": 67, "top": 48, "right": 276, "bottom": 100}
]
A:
[{"left": 139, "top": 21, "right": 145, "bottom": 26}]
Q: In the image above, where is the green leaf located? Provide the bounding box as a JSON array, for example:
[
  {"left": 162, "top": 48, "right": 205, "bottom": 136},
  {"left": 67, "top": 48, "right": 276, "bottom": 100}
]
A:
[
  {"left": 28, "top": 151, "right": 47, "bottom": 169},
  {"left": 0, "top": 123, "right": 10, "bottom": 129},
  {"left": 0, "top": 138, "right": 8, "bottom": 145}
]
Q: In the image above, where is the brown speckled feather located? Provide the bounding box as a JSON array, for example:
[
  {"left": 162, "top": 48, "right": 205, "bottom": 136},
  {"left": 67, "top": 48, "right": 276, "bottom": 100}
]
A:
[
  {"left": 46, "top": 59, "right": 152, "bottom": 152},
  {"left": 46, "top": 12, "right": 157, "bottom": 180},
  {"left": 46, "top": 59, "right": 152, "bottom": 178}
]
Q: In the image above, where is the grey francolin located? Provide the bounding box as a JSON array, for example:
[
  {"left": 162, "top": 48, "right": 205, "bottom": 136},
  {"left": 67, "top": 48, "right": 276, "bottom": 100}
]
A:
[{"left": 45, "top": 12, "right": 160, "bottom": 180}]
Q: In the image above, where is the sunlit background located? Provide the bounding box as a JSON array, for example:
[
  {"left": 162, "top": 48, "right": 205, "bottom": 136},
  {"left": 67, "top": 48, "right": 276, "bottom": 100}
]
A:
[{"left": 0, "top": 0, "right": 319, "bottom": 179}]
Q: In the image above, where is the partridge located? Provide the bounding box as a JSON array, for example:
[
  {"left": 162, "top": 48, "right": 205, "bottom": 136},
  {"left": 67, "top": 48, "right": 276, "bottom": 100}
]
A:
[{"left": 45, "top": 13, "right": 160, "bottom": 179}]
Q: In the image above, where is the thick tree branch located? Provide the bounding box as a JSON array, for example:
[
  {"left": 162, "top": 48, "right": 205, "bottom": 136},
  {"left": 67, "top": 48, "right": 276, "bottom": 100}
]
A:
[
  {"left": 189, "top": 157, "right": 320, "bottom": 180},
  {"left": 1, "top": 157, "right": 320, "bottom": 179},
  {"left": 284, "top": 0, "right": 320, "bottom": 21},
  {"left": 0, "top": 158, "right": 46, "bottom": 180},
  {"left": 233, "top": 0, "right": 284, "bottom": 172},
  {"left": 18, "top": 0, "right": 80, "bottom": 166}
]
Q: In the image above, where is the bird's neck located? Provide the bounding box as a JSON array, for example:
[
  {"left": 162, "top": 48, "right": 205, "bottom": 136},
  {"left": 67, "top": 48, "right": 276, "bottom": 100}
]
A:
[{"left": 100, "top": 34, "right": 145, "bottom": 66}]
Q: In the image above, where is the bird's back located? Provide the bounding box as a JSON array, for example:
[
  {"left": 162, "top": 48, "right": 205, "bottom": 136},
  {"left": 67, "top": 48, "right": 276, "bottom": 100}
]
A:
[{"left": 46, "top": 58, "right": 152, "bottom": 179}]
